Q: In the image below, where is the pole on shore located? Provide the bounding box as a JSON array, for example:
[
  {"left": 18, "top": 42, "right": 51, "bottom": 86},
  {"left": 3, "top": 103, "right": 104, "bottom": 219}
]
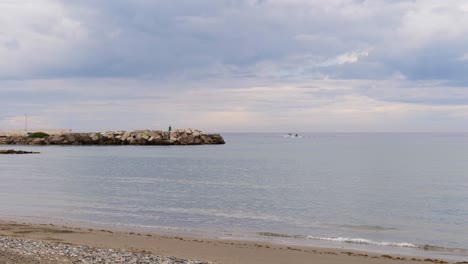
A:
[{"left": 25, "top": 113, "right": 28, "bottom": 133}]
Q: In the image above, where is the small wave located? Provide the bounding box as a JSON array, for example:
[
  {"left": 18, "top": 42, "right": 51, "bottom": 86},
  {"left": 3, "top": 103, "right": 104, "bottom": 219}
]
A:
[
  {"left": 329, "top": 224, "right": 398, "bottom": 231},
  {"left": 257, "top": 232, "right": 304, "bottom": 238},
  {"left": 306, "top": 236, "right": 418, "bottom": 248}
]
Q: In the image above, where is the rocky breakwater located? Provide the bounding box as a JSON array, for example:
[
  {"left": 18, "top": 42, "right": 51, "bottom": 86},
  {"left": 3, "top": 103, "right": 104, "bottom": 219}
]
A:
[
  {"left": 0, "top": 129, "right": 225, "bottom": 146},
  {"left": 0, "top": 149, "right": 39, "bottom": 154}
]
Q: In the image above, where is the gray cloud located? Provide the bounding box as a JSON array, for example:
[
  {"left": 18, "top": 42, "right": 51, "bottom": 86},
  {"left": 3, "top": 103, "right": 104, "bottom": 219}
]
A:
[
  {"left": 1, "top": 0, "right": 467, "bottom": 81},
  {"left": 1, "top": 0, "right": 468, "bottom": 131}
]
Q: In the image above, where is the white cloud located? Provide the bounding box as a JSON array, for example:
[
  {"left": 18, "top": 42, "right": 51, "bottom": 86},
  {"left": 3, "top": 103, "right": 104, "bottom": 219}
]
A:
[
  {"left": 396, "top": 0, "right": 468, "bottom": 51},
  {"left": 318, "top": 51, "right": 370, "bottom": 67},
  {"left": 2, "top": 77, "right": 468, "bottom": 132},
  {"left": 0, "top": 0, "right": 88, "bottom": 77},
  {"left": 459, "top": 53, "right": 468, "bottom": 61},
  {"left": 390, "top": 71, "right": 407, "bottom": 80},
  {"left": 0, "top": 114, "right": 59, "bottom": 131}
]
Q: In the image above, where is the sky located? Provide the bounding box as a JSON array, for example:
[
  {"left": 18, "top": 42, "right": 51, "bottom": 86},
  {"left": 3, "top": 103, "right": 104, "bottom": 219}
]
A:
[{"left": 1, "top": 0, "right": 468, "bottom": 132}]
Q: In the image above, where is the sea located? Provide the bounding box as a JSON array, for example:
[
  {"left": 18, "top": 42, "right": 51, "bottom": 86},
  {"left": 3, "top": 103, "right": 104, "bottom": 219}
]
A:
[{"left": 1, "top": 133, "right": 467, "bottom": 261}]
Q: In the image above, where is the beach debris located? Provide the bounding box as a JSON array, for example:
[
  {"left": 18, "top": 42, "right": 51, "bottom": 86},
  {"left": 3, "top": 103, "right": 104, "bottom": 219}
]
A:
[{"left": 0, "top": 236, "right": 211, "bottom": 264}]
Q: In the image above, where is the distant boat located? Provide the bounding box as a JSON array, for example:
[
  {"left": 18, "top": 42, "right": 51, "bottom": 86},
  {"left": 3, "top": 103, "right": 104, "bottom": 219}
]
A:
[{"left": 284, "top": 133, "right": 303, "bottom": 138}]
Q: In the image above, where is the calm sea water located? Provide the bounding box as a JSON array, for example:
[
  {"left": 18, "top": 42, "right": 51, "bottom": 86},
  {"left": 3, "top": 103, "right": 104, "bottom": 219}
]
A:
[{"left": 1, "top": 133, "right": 468, "bottom": 261}]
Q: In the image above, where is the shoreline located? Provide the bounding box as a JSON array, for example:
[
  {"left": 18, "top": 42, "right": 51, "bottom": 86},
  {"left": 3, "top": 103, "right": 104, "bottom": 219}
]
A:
[
  {"left": 2, "top": 215, "right": 466, "bottom": 262},
  {"left": 0, "top": 220, "right": 464, "bottom": 264}
]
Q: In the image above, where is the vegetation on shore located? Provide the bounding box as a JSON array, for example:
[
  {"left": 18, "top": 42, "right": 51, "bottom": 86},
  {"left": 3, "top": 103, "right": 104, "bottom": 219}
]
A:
[{"left": 27, "top": 132, "right": 50, "bottom": 139}]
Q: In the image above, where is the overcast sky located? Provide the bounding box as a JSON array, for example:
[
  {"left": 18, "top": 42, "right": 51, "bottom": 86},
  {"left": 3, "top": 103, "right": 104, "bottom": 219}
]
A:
[{"left": 1, "top": 0, "right": 468, "bottom": 132}]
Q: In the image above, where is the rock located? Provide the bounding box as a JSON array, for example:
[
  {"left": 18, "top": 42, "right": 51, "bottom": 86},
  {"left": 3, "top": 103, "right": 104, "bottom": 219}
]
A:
[
  {"left": 0, "top": 236, "right": 212, "bottom": 264},
  {"left": 193, "top": 130, "right": 201, "bottom": 137},
  {"left": 49, "top": 135, "right": 63, "bottom": 144},
  {"left": 31, "top": 138, "right": 45, "bottom": 145},
  {"left": 0, "top": 129, "right": 225, "bottom": 146},
  {"left": 0, "top": 149, "right": 39, "bottom": 154},
  {"left": 103, "top": 132, "right": 114, "bottom": 140},
  {"left": 135, "top": 133, "right": 142, "bottom": 140},
  {"left": 210, "top": 134, "right": 225, "bottom": 144},
  {"left": 121, "top": 132, "right": 131, "bottom": 141},
  {"left": 66, "top": 135, "right": 76, "bottom": 143},
  {"left": 149, "top": 131, "right": 161, "bottom": 138},
  {"left": 153, "top": 135, "right": 163, "bottom": 144},
  {"left": 79, "top": 134, "right": 93, "bottom": 144}
]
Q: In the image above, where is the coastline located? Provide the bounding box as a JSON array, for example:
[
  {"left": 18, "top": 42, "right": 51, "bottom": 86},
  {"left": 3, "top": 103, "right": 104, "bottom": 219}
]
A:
[{"left": 0, "top": 220, "right": 463, "bottom": 264}]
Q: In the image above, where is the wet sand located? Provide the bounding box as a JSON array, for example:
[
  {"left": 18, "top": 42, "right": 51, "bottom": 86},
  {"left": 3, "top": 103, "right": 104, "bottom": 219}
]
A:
[{"left": 0, "top": 220, "right": 463, "bottom": 264}]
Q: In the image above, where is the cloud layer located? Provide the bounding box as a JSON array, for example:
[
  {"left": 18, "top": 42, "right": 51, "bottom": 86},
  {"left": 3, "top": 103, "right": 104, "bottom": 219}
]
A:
[{"left": 1, "top": 0, "right": 468, "bottom": 132}]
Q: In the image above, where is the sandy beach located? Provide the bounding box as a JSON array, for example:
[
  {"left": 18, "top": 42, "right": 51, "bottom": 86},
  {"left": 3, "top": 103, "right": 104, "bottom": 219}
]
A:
[{"left": 0, "top": 220, "right": 463, "bottom": 264}]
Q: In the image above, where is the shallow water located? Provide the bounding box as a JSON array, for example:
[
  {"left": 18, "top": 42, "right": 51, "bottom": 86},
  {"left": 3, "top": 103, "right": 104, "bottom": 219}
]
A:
[{"left": 1, "top": 133, "right": 468, "bottom": 261}]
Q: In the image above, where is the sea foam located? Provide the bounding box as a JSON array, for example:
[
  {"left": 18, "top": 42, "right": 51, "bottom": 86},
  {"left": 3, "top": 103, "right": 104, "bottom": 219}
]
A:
[{"left": 306, "top": 236, "right": 418, "bottom": 248}]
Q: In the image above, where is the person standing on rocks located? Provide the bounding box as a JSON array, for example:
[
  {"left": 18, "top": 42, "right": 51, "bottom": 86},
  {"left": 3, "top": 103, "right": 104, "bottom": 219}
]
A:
[{"left": 168, "top": 125, "right": 172, "bottom": 132}]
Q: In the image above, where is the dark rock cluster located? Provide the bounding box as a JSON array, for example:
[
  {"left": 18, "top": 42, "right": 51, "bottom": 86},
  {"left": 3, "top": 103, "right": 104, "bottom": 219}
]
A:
[
  {"left": 0, "top": 129, "right": 225, "bottom": 146},
  {"left": 0, "top": 149, "right": 39, "bottom": 154}
]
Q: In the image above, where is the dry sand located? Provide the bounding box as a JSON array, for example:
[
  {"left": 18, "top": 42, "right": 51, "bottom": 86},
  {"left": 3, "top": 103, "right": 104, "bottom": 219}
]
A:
[{"left": 0, "top": 220, "right": 464, "bottom": 264}]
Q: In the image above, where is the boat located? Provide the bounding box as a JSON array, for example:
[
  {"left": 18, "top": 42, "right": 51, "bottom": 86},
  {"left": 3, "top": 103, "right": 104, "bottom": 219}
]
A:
[{"left": 284, "top": 133, "right": 303, "bottom": 138}]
